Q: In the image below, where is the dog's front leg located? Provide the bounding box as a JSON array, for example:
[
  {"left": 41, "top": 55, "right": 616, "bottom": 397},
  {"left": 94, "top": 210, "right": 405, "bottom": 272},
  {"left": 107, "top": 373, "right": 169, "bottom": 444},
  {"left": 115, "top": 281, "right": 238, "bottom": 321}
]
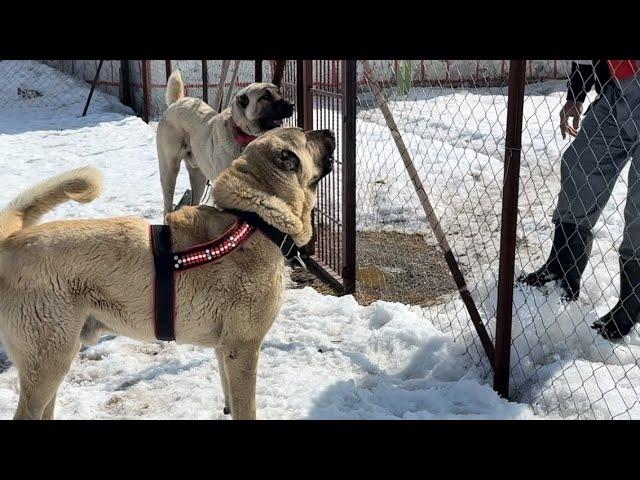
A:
[
  {"left": 215, "top": 348, "right": 231, "bottom": 415},
  {"left": 224, "top": 342, "right": 260, "bottom": 420}
]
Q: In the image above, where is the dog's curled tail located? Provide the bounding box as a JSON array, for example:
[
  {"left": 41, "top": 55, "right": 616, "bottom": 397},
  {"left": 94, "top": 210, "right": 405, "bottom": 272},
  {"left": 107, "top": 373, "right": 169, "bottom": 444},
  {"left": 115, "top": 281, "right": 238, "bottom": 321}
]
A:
[
  {"left": 165, "top": 69, "right": 185, "bottom": 107},
  {"left": 0, "top": 166, "right": 103, "bottom": 242}
]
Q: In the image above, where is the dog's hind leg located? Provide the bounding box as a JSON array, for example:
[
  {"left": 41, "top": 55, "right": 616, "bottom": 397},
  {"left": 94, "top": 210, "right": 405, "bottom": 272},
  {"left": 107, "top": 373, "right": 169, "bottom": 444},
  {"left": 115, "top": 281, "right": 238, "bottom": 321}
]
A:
[
  {"left": 223, "top": 342, "right": 261, "bottom": 420},
  {"left": 159, "top": 156, "right": 180, "bottom": 219},
  {"left": 215, "top": 348, "right": 231, "bottom": 415},
  {"left": 186, "top": 163, "right": 209, "bottom": 206},
  {"left": 157, "top": 124, "right": 184, "bottom": 219},
  {"left": 11, "top": 309, "right": 83, "bottom": 420}
]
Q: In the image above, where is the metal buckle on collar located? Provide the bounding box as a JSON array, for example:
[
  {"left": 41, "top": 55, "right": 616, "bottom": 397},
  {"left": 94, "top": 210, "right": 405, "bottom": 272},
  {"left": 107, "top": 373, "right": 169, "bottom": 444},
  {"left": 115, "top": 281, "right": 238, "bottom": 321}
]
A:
[
  {"left": 279, "top": 234, "right": 295, "bottom": 257},
  {"left": 279, "top": 234, "right": 307, "bottom": 269},
  {"left": 293, "top": 250, "right": 307, "bottom": 269}
]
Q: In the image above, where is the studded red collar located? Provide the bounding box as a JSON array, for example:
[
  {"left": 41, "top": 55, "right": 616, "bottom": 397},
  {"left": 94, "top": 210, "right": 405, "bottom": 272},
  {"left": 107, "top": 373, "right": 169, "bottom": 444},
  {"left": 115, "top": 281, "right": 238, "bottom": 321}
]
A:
[
  {"left": 228, "top": 118, "right": 258, "bottom": 146},
  {"left": 172, "top": 220, "right": 255, "bottom": 272}
]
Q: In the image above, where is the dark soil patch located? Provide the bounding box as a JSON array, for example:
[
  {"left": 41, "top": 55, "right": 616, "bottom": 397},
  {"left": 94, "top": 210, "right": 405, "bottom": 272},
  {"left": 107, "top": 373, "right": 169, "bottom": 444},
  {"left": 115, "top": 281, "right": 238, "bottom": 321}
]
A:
[{"left": 289, "top": 231, "right": 460, "bottom": 307}]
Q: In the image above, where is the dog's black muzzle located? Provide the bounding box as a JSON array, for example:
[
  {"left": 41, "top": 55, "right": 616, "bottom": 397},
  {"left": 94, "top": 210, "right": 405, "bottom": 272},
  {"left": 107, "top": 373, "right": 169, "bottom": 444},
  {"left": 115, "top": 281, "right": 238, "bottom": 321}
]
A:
[
  {"left": 260, "top": 99, "right": 295, "bottom": 129},
  {"left": 311, "top": 129, "right": 336, "bottom": 178}
]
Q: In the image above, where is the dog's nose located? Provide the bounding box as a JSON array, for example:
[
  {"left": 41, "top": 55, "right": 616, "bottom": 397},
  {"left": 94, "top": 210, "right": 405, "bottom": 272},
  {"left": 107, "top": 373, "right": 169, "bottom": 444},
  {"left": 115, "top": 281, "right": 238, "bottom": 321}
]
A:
[
  {"left": 322, "top": 129, "right": 335, "bottom": 140},
  {"left": 321, "top": 130, "right": 336, "bottom": 150}
]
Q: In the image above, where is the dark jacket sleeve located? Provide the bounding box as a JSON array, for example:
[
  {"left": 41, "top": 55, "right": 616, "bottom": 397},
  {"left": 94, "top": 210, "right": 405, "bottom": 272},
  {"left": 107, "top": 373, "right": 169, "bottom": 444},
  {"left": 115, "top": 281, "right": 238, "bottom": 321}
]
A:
[{"left": 566, "top": 61, "right": 597, "bottom": 103}]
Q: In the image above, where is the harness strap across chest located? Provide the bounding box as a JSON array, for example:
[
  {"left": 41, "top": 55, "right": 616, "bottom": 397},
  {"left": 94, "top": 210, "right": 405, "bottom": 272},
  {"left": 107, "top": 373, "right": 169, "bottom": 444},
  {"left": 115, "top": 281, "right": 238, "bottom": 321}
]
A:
[
  {"left": 149, "top": 211, "right": 305, "bottom": 341},
  {"left": 149, "top": 219, "right": 255, "bottom": 341}
]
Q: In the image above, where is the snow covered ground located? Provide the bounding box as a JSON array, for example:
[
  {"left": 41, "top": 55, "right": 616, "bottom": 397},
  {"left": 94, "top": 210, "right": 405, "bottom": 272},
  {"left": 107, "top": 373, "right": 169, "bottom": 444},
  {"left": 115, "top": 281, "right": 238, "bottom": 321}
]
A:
[
  {"left": 353, "top": 81, "right": 640, "bottom": 418},
  {"left": 0, "top": 60, "right": 638, "bottom": 419}
]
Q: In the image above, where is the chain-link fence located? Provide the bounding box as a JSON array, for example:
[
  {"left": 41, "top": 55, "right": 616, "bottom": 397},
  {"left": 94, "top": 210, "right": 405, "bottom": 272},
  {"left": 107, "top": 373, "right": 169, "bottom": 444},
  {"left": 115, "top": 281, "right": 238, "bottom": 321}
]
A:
[
  {"left": 0, "top": 60, "right": 115, "bottom": 117},
  {"left": 350, "top": 59, "right": 640, "bottom": 419},
  {"left": 4, "top": 58, "right": 640, "bottom": 418},
  {"left": 0, "top": 60, "right": 286, "bottom": 122}
]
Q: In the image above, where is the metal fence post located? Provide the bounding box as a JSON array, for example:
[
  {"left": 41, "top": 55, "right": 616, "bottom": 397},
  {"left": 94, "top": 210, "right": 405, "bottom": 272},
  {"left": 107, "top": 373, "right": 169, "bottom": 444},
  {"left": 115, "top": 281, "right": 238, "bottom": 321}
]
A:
[
  {"left": 302, "top": 60, "right": 316, "bottom": 256},
  {"left": 272, "top": 59, "right": 286, "bottom": 87},
  {"left": 141, "top": 60, "right": 152, "bottom": 123},
  {"left": 202, "top": 60, "right": 209, "bottom": 104},
  {"left": 342, "top": 60, "right": 357, "bottom": 294},
  {"left": 493, "top": 60, "right": 527, "bottom": 399},
  {"left": 120, "top": 60, "right": 133, "bottom": 109},
  {"left": 255, "top": 60, "right": 263, "bottom": 82},
  {"left": 296, "top": 60, "right": 305, "bottom": 127}
]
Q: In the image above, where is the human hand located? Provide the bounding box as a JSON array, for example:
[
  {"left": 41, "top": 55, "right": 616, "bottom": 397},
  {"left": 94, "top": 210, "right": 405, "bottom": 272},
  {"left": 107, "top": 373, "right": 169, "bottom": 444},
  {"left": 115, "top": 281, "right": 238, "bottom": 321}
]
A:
[{"left": 559, "top": 100, "right": 583, "bottom": 139}]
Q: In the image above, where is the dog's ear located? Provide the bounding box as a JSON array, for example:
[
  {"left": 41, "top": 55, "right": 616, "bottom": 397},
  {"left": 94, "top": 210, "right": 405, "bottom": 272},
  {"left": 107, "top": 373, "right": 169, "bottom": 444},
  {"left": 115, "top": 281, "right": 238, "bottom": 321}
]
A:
[
  {"left": 274, "top": 149, "right": 300, "bottom": 171},
  {"left": 237, "top": 94, "right": 249, "bottom": 109}
]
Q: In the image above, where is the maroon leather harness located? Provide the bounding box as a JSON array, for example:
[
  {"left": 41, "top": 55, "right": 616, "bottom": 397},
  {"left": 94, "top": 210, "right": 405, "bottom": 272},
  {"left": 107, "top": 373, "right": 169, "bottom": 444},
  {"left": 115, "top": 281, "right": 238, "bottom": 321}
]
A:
[{"left": 149, "top": 220, "right": 255, "bottom": 341}]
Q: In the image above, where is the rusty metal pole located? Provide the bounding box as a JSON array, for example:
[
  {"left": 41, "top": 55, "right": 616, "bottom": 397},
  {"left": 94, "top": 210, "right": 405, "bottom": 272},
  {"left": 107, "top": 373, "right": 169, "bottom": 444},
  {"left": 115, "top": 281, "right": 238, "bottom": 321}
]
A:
[
  {"left": 141, "top": 60, "right": 151, "bottom": 123},
  {"left": 493, "top": 60, "right": 527, "bottom": 399},
  {"left": 255, "top": 60, "right": 263, "bottom": 82},
  {"left": 202, "top": 60, "right": 209, "bottom": 104},
  {"left": 342, "top": 60, "right": 357, "bottom": 294},
  {"left": 82, "top": 60, "right": 104, "bottom": 117},
  {"left": 296, "top": 60, "right": 305, "bottom": 127},
  {"left": 272, "top": 59, "right": 286, "bottom": 87},
  {"left": 119, "top": 60, "right": 133, "bottom": 109},
  {"left": 302, "top": 60, "right": 316, "bottom": 257},
  {"left": 303, "top": 61, "right": 314, "bottom": 130}
]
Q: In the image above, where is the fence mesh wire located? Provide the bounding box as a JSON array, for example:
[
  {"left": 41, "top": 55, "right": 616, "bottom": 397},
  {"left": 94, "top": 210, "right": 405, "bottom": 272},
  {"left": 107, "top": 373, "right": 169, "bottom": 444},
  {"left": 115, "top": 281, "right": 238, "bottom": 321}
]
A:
[
  {"left": 354, "top": 59, "right": 640, "bottom": 419},
  {"left": 0, "top": 60, "right": 107, "bottom": 116},
  {"left": 4, "top": 59, "right": 640, "bottom": 419}
]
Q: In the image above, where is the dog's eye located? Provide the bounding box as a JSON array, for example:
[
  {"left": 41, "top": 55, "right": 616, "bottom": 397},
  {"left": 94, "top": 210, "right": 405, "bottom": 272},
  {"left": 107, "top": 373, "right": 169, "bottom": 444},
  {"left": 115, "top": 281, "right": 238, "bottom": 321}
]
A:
[
  {"left": 261, "top": 92, "right": 273, "bottom": 101},
  {"left": 275, "top": 149, "right": 300, "bottom": 171}
]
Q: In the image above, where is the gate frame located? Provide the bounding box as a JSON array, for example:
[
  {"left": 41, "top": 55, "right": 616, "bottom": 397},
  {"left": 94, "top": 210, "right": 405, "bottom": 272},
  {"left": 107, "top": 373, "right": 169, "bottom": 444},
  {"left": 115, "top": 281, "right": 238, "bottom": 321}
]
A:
[
  {"left": 299, "top": 60, "right": 357, "bottom": 294},
  {"left": 314, "top": 59, "right": 527, "bottom": 400}
]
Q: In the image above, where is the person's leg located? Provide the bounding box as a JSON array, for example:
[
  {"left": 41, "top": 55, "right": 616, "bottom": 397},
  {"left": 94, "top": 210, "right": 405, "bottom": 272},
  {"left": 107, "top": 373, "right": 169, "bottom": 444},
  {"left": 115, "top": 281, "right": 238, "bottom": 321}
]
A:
[
  {"left": 521, "top": 86, "right": 632, "bottom": 299},
  {"left": 593, "top": 141, "right": 640, "bottom": 338}
]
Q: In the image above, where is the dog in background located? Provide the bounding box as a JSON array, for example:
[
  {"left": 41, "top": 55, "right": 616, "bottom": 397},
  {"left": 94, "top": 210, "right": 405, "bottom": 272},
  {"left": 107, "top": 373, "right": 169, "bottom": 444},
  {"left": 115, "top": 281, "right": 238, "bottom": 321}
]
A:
[{"left": 156, "top": 69, "right": 294, "bottom": 217}]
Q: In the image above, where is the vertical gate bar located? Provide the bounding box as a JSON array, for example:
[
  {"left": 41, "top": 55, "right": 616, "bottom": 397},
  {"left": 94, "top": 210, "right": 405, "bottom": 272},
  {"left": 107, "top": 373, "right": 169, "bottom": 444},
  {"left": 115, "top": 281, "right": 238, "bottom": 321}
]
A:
[
  {"left": 303, "top": 61, "right": 314, "bottom": 130},
  {"left": 342, "top": 60, "right": 357, "bottom": 293},
  {"left": 335, "top": 60, "right": 340, "bottom": 272},
  {"left": 255, "top": 59, "right": 263, "bottom": 82},
  {"left": 165, "top": 60, "right": 172, "bottom": 80},
  {"left": 202, "top": 60, "right": 209, "bottom": 104},
  {"left": 493, "top": 59, "right": 527, "bottom": 399},
  {"left": 120, "top": 60, "right": 133, "bottom": 108},
  {"left": 272, "top": 60, "right": 286, "bottom": 87},
  {"left": 141, "top": 60, "right": 151, "bottom": 123},
  {"left": 296, "top": 60, "right": 304, "bottom": 127},
  {"left": 302, "top": 60, "right": 316, "bottom": 256},
  {"left": 321, "top": 61, "right": 327, "bottom": 264}
]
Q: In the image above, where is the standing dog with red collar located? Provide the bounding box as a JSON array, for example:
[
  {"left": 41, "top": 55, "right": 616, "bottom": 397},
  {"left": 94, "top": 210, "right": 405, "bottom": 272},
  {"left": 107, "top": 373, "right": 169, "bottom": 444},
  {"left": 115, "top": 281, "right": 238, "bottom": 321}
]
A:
[
  {"left": 157, "top": 70, "right": 294, "bottom": 218},
  {"left": 0, "top": 127, "right": 335, "bottom": 420}
]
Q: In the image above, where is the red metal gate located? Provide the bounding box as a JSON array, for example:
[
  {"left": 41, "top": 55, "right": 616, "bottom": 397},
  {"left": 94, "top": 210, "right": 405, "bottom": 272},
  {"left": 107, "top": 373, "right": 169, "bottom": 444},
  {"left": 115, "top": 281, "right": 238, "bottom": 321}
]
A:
[{"left": 297, "top": 60, "right": 356, "bottom": 294}]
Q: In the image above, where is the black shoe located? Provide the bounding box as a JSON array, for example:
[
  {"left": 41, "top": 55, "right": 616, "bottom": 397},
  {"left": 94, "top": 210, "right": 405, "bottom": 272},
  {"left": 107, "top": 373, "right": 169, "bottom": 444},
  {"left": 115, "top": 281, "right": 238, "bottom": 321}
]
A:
[
  {"left": 518, "top": 223, "right": 593, "bottom": 301},
  {"left": 592, "top": 258, "right": 640, "bottom": 340}
]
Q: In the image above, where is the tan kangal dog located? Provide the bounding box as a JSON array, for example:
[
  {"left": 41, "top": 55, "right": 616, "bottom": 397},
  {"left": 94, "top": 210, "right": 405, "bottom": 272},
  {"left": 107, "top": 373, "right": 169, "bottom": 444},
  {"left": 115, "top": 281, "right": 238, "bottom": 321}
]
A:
[
  {"left": 157, "top": 70, "right": 294, "bottom": 217},
  {"left": 0, "top": 127, "right": 335, "bottom": 420}
]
